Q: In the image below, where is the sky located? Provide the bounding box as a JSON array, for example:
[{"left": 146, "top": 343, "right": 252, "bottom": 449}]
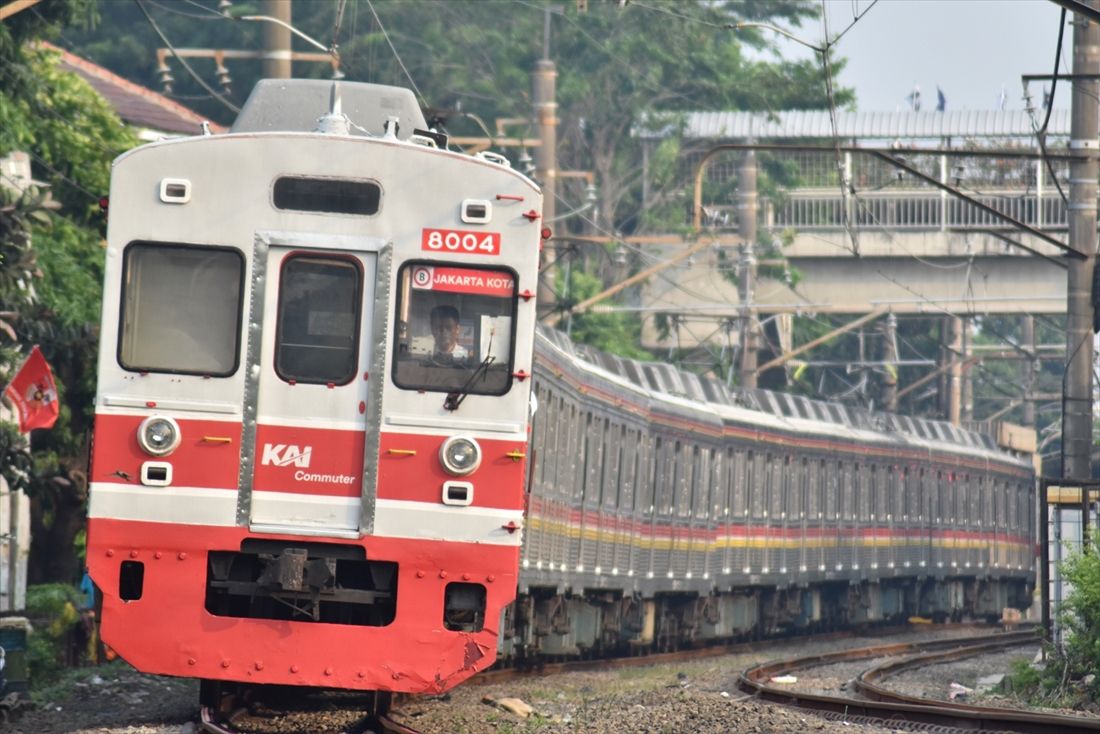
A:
[{"left": 768, "top": 0, "right": 1069, "bottom": 112}]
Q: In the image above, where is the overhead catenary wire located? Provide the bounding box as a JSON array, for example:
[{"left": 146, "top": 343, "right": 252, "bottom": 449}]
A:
[
  {"left": 364, "top": 0, "right": 426, "bottom": 108},
  {"left": 1026, "top": 7, "right": 1069, "bottom": 206}
]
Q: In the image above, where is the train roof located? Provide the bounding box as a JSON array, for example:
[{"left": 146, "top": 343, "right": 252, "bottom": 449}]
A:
[
  {"left": 535, "top": 325, "right": 1021, "bottom": 465},
  {"left": 230, "top": 79, "right": 427, "bottom": 139}
]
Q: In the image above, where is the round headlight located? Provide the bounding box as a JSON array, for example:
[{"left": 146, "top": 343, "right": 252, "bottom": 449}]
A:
[
  {"left": 439, "top": 436, "right": 481, "bottom": 476},
  {"left": 137, "top": 415, "right": 181, "bottom": 457}
]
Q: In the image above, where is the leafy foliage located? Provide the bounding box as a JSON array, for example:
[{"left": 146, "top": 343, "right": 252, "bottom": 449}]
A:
[
  {"left": 1, "top": 44, "right": 136, "bottom": 583},
  {"left": 1055, "top": 531, "right": 1100, "bottom": 695},
  {"left": 0, "top": 0, "right": 96, "bottom": 74},
  {"left": 25, "top": 583, "right": 86, "bottom": 687},
  {"left": 61, "top": 0, "right": 850, "bottom": 364},
  {"left": 558, "top": 267, "right": 650, "bottom": 360},
  {"left": 1007, "top": 531, "right": 1100, "bottom": 707}
]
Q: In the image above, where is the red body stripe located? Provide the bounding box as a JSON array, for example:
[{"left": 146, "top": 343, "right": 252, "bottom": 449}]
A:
[
  {"left": 253, "top": 423, "right": 364, "bottom": 497},
  {"left": 92, "top": 414, "right": 241, "bottom": 489},
  {"left": 377, "top": 432, "right": 527, "bottom": 510}
]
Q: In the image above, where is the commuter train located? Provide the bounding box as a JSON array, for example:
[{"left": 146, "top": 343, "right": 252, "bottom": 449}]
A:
[
  {"left": 86, "top": 80, "right": 1036, "bottom": 701},
  {"left": 513, "top": 327, "right": 1034, "bottom": 658},
  {"left": 87, "top": 80, "right": 542, "bottom": 696}
]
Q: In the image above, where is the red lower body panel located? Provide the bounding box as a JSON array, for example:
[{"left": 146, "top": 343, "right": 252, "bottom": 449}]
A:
[{"left": 87, "top": 518, "right": 517, "bottom": 693}]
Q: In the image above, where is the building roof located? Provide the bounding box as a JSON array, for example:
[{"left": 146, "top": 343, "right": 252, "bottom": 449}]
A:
[
  {"left": 640, "top": 109, "right": 1070, "bottom": 141},
  {"left": 41, "top": 42, "right": 226, "bottom": 136}
]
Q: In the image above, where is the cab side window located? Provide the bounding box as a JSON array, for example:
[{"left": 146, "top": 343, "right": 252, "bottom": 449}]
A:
[{"left": 118, "top": 242, "right": 244, "bottom": 376}]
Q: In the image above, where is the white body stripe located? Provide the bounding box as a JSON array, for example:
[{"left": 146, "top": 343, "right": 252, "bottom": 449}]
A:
[
  {"left": 251, "top": 491, "right": 360, "bottom": 529},
  {"left": 89, "top": 484, "right": 238, "bottom": 526},
  {"left": 89, "top": 483, "right": 523, "bottom": 546},
  {"left": 373, "top": 498, "right": 523, "bottom": 546}
]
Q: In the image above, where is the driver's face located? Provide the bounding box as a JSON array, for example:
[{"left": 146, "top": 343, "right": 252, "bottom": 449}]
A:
[{"left": 431, "top": 316, "right": 459, "bottom": 352}]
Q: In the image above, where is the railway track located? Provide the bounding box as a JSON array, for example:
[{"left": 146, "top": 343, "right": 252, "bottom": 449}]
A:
[
  {"left": 741, "top": 629, "right": 1100, "bottom": 733},
  {"left": 196, "top": 624, "right": 935, "bottom": 734},
  {"left": 199, "top": 624, "right": 1073, "bottom": 734}
]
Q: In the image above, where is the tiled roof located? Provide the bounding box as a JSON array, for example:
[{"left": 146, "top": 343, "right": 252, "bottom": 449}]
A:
[{"left": 41, "top": 42, "right": 226, "bottom": 136}]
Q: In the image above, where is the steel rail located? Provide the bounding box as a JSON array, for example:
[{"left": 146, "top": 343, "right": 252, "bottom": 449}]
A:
[
  {"left": 853, "top": 637, "right": 1100, "bottom": 733},
  {"left": 740, "top": 629, "right": 1100, "bottom": 733}
]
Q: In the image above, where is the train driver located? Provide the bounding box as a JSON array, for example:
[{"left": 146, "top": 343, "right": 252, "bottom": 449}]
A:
[{"left": 430, "top": 305, "right": 469, "bottom": 363}]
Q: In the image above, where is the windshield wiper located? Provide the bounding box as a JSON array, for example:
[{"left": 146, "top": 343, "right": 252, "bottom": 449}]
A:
[{"left": 443, "top": 355, "right": 495, "bottom": 411}]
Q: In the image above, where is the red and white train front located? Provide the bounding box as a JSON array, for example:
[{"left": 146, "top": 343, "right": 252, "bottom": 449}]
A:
[{"left": 86, "top": 80, "right": 541, "bottom": 694}]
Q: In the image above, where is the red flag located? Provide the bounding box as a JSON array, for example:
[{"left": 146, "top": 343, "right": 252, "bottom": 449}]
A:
[{"left": 4, "top": 346, "right": 59, "bottom": 433}]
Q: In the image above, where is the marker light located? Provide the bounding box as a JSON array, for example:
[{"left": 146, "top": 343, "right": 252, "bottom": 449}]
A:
[
  {"left": 439, "top": 436, "right": 481, "bottom": 476},
  {"left": 137, "top": 416, "right": 181, "bottom": 457}
]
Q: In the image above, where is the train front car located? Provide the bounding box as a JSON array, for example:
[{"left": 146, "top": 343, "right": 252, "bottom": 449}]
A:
[{"left": 87, "top": 80, "right": 541, "bottom": 695}]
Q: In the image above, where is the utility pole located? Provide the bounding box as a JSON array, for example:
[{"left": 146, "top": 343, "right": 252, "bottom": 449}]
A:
[
  {"left": 738, "top": 148, "right": 759, "bottom": 388},
  {"left": 262, "top": 0, "right": 292, "bottom": 79},
  {"left": 948, "top": 316, "right": 963, "bottom": 426},
  {"left": 881, "top": 313, "right": 898, "bottom": 412},
  {"left": 1023, "top": 314, "right": 1036, "bottom": 427},
  {"left": 1064, "top": 3, "right": 1100, "bottom": 482},
  {"left": 535, "top": 5, "right": 562, "bottom": 316},
  {"left": 962, "top": 317, "right": 973, "bottom": 423}
]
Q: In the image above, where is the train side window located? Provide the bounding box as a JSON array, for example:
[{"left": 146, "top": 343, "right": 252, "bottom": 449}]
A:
[
  {"left": 275, "top": 255, "right": 362, "bottom": 385},
  {"left": 752, "top": 453, "right": 767, "bottom": 519},
  {"left": 392, "top": 262, "right": 517, "bottom": 395},
  {"left": 576, "top": 412, "right": 591, "bottom": 502},
  {"left": 733, "top": 451, "right": 747, "bottom": 518},
  {"left": 605, "top": 424, "right": 624, "bottom": 509},
  {"left": 619, "top": 426, "right": 635, "bottom": 510},
  {"left": 118, "top": 242, "right": 244, "bottom": 376},
  {"left": 785, "top": 456, "right": 800, "bottom": 520}
]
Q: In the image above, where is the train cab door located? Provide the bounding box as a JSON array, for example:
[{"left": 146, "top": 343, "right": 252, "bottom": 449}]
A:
[{"left": 244, "top": 241, "right": 379, "bottom": 537}]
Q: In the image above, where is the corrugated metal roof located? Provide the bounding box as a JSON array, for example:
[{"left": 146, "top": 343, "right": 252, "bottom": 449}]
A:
[
  {"left": 42, "top": 42, "right": 226, "bottom": 136},
  {"left": 641, "top": 109, "right": 1070, "bottom": 141}
]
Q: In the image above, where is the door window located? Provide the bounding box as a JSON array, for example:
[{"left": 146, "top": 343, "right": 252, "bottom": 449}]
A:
[{"left": 275, "top": 255, "right": 362, "bottom": 385}]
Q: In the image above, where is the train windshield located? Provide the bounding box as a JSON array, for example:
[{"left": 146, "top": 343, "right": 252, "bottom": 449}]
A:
[
  {"left": 392, "top": 263, "right": 517, "bottom": 396},
  {"left": 118, "top": 242, "right": 244, "bottom": 376}
]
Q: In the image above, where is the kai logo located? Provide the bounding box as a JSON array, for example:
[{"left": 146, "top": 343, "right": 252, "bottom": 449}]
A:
[{"left": 261, "top": 443, "right": 312, "bottom": 468}]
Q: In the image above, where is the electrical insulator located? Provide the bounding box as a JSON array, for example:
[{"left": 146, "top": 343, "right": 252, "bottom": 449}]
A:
[
  {"left": 216, "top": 64, "right": 232, "bottom": 94},
  {"left": 157, "top": 64, "right": 174, "bottom": 94}
]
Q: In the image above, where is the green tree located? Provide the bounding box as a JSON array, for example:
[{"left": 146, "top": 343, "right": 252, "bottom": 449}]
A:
[
  {"left": 1010, "top": 530, "right": 1100, "bottom": 705},
  {"left": 1057, "top": 530, "right": 1100, "bottom": 698},
  {"left": 63, "top": 1, "right": 846, "bottom": 361},
  {"left": 1, "top": 37, "right": 139, "bottom": 582}
]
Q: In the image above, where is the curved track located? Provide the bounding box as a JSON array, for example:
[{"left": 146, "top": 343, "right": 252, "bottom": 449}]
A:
[{"left": 740, "top": 630, "right": 1100, "bottom": 733}]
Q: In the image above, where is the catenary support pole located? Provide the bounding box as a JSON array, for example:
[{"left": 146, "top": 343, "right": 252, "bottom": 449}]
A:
[
  {"left": 1063, "top": 2, "right": 1100, "bottom": 483},
  {"left": 882, "top": 313, "right": 898, "bottom": 412},
  {"left": 262, "top": 0, "right": 292, "bottom": 79},
  {"left": 535, "top": 7, "right": 560, "bottom": 317},
  {"left": 738, "top": 148, "right": 759, "bottom": 388},
  {"left": 1023, "top": 315, "right": 1036, "bottom": 427}
]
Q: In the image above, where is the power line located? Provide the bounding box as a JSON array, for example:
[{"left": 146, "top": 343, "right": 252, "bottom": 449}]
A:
[
  {"left": 1026, "top": 7, "right": 1069, "bottom": 205},
  {"left": 364, "top": 0, "right": 425, "bottom": 107}
]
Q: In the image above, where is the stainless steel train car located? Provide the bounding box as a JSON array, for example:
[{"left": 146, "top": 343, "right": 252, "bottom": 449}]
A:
[
  {"left": 506, "top": 326, "right": 1035, "bottom": 658},
  {"left": 87, "top": 80, "right": 543, "bottom": 696}
]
